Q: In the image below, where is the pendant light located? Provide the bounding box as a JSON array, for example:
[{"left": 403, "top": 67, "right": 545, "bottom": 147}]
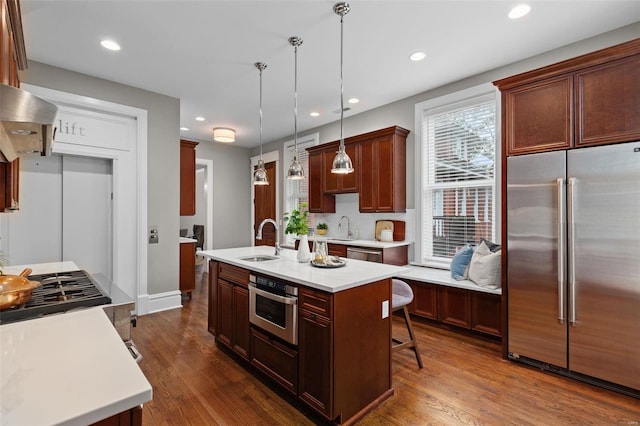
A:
[
  {"left": 254, "top": 62, "right": 269, "bottom": 185},
  {"left": 286, "top": 36, "right": 305, "bottom": 180},
  {"left": 331, "top": 2, "right": 354, "bottom": 175}
]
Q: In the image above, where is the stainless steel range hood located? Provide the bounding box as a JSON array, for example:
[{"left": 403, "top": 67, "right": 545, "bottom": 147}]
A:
[{"left": 1, "top": 84, "right": 58, "bottom": 163}]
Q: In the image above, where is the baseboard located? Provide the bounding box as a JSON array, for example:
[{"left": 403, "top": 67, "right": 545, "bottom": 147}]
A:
[{"left": 137, "top": 291, "right": 182, "bottom": 315}]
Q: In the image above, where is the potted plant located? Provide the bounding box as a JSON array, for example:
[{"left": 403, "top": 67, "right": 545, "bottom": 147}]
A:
[
  {"left": 316, "top": 223, "right": 328, "bottom": 235},
  {"left": 284, "top": 202, "right": 311, "bottom": 262}
]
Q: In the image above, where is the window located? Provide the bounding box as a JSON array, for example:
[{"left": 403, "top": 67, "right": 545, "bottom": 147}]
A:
[
  {"left": 283, "top": 133, "right": 318, "bottom": 245},
  {"left": 415, "top": 84, "right": 498, "bottom": 267}
]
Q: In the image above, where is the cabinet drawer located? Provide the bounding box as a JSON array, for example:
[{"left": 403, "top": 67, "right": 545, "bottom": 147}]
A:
[
  {"left": 219, "top": 263, "right": 250, "bottom": 287},
  {"left": 250, "top": 327, "right": 298, "bottom": 395},
  {"left": 327, "top": 243, "right": 347, "bottom": 257},
  {"left": 299, "top": 287, "right": 333, "bottom": 319}
]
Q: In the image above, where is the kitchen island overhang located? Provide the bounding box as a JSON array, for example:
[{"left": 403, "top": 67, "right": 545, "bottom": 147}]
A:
[{"left": 200, "top": 246, "right": 410, "bottom": 425}]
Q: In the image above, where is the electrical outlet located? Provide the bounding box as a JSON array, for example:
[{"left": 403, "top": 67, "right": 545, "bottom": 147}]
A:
[{"left": 382, "top": 300, "right": 389, "bottom": 319}]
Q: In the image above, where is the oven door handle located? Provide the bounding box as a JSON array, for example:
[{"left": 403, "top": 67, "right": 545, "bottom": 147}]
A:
[{"left": 249, "top": 283, "right": 298, "bottom": 305}]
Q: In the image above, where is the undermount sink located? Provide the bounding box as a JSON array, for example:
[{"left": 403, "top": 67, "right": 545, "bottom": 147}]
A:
[{"left": 238, "top": 255, "right": 280, "bottom": 262}]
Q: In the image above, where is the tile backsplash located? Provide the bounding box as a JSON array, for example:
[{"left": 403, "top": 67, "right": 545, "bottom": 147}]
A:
[{"left": 310, "top": 193, "right": 415, "bottom": 242}]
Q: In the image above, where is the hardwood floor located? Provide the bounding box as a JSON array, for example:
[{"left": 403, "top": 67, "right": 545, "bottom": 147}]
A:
[{"left": 131, "top": 262, "right": 640, "bottom": 425}]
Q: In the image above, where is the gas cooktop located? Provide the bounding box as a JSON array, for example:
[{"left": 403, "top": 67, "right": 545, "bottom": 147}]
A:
[{"left": 0, "top": 270, "right": 112, "bottom": 324}]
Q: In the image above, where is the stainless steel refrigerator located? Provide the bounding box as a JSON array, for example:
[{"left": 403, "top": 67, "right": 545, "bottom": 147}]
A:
[{"left": 507, "top": 141, "right": 640, "bottom": 395}]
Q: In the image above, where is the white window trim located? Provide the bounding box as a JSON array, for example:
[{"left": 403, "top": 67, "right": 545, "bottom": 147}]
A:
[{"left": 414, "top": 83, "right": 501, "bottom": 269}]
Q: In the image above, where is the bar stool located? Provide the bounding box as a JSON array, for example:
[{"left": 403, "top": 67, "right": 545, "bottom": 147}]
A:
[{"left": 391, "top": 279, "right": 423, "bottom": 368}]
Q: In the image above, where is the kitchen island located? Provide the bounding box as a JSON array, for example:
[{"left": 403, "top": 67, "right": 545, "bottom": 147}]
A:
[{"left": 199, "top": 246, "right": 409, "bottom": 425}]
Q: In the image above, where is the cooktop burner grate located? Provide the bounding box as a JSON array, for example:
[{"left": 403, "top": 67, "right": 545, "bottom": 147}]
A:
[{"left": 0, "top": 270, "right": 112, "bottom": 324}]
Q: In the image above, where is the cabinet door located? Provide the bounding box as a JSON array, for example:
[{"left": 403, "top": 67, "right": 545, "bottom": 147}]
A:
[
  {"left": 323, "top": 144, "right": 358, "bottom": 194},
  {"left": 409, "top": 281, "right": 437, "bottom": 320},
  {"left": 470, "top": 292, "right": 502, "bottom": 337},
  {"left": 576, "top": 55, "right": 640, "bottom": 147},
  {"left": 504, "top": 76, "right": 573, "bottom": 155},
  {"left": 374, "top": 137, "right": 394, "bottom": 211},
  {"left": 179, "top": 242, "right": 196, "bottom": 294},
  {"left": 437, "top": 287, "right": 471, "bottom": 329},
  {"left": 308, "top": 151, "right": 335, "bottom": 213},
  {"left": 327, "top": 243, "right": 347, "bottom": 258},
  {"left": 232, "top": 285, "right": 250, "bottom": 360},
  {"left": 298, "top": 309, "right": 333, "bottom": 418},
  {"left": 179, "top": 140, "right": 198, "bottom": 216},
  {"left": 358, "top": 139, "right": 376, "bottom": 211},
  {"left": 0, "top": 158, "right": 20, "bottom": 212},
  {"left": 216, "top": 279, "right": 234, "bottom": 348},
  {"left": 207, "top": 261, "right": 219, "bottom": 335}
]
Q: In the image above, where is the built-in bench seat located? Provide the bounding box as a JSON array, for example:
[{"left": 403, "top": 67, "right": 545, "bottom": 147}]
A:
[
  {"left": 396, "top": 265, "right": 502, "bottom": 295},
  {"left": 393, "top": 266, "right": 502, "bottom": 338}
]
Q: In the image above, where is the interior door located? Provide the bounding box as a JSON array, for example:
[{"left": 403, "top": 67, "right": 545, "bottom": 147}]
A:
[
  {"left": 254, "top": 161, "right": 276, "bottom": 247},
  {"left": 567, "top": 142, "right": 640, "bottom": 390},
  {"left": 507, "top": 151, "right": 568, "bottom": 368}
]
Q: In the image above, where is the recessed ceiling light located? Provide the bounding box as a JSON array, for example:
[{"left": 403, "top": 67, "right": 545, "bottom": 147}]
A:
[
  {"left": 409, "top": 51, "right": 426, "bottom": 61},
  {"left": 100, "top": 39, "right": 121, "bottom": 51},
  {"left": 348, "top": 98, "right": 359, "bottom": 104},
  {"left": 195, "top": 116, "right": 205, "bottom": 121},
  {"left": 180, "top": 127, "right": 189, "bottom": 131},
  {"left": 310, "top": 112, "right": 320, "bottom": 117},
  {"left": 508, "top": 4, "right": 531, "bottom": 19}
]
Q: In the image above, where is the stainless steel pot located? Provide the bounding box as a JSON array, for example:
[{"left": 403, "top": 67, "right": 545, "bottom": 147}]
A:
[{"left": 0, "top": 268, "right": 41, "bottom": 309}]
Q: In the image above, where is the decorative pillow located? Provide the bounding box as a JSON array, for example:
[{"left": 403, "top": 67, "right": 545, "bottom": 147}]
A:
[
  {"left": 450, "top": 245, "right": 474, "bottom": 280},
  {"left": 480, "top": 238, "right": 501, "bottom": 253},
  {"left": 468, "top": 241, "right": 501, "bottom": 289}
]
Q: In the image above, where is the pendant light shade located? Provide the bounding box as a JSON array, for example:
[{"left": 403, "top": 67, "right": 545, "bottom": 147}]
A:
[
  {"left": 331, "top": 2, "right": 354, "bottom": 175},
  {"left": 287, "top": 36, "right": 305, "bottom": 180},
  {"left": 254, "top": 62, "right": 269, "bottom": 186}
]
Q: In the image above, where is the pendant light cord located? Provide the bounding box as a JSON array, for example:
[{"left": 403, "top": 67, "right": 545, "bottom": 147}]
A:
[
  {"left": 339, "top": 13, "right": 344, "bottom": 148},
  {"left": 294, "top": 42, "right": 298, "bottom": 159},
  {"left": 259, "top": 66, "right": 263, "bottom": 159}
]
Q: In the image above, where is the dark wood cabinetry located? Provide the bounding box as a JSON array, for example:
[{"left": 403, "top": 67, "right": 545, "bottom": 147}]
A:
[
  {"left": 307, "top": 126, "right": 408, "bottom": 213},
  {"left": 358, "top": 127, "right": 408, "bottom": 212},
  {"left": 250, "top": 327, "right": 298, "bottom": 395},
  {"left": 1, "top": 0, "right": 25, "bottom": 212},
  {"left": 207, "top": 260, "right": 219, "bottom": 335},
  {"left": 179, "top": 241, "right": 196, "bottom": 296},
  {"left": 495, "top": 39, "right": 640, "bottom": 156},
  {"left": 179, "top": 140, "right": 198, "bottom": 216},
  {"left": 307, "top": 150, "right": 335, "bottom": 213},
  {"left": 323, "top": 143, "right": 359, "bottom": 194},
  {"left": 214, "top": 263, "right": 250, "bottom": 361},
  {"left": 407, "top": 279, "right": 501, "bottom": 338},
  {"left": 91, "top": 405, "right": 142, "bottom": 426}
]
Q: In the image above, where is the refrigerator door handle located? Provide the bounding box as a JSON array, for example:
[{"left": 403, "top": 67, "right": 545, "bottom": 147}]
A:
[
  {"left": 557, "top": 178, "right": 566, "bottom": 324},
  {"left": 568, "top": 177, "right": 577, "bottom": 326}
]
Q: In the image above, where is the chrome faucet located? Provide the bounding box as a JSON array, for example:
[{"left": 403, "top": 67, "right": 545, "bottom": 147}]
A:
[
  {"left": 256, "top": 218, "right": 281, "bottom": 256},
  {"left": 338, "top": 215, "right": 353, "bottom": 239}
]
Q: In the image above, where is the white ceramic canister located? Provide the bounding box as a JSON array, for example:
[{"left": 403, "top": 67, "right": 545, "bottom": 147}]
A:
[{"left": 380, "top": 229, "right": 393, "bottom": 242}]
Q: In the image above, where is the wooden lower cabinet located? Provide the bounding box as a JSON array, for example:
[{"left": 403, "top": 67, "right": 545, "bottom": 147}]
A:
[
  {"left": 250, "top": 327, "right": 298, "bottom": 395},
  {"left": 207, "top": 261, "right": 218, "bottom": 335},
  {"left": 179, "top": 242, "right": 196, "bottom": 295},
  {"left": 298, "top": 308, "right": 333, "bottom": 417},
  {"left": 406, "top": 279, "right": 501, "bottom": 338},
  {"left": 214, "top": 263, "right": 250, "bottom": 361},
  {"left": 91, "top": 405, "right": 142, "bottom": 426}
]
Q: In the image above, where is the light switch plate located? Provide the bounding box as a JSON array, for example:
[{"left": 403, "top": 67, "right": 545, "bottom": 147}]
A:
[
  {"left": 382, "top": 300, "right": 389, "bottom": 319},
  {"left": 149, "top": 226, "right": 159, "bottom": 244}
]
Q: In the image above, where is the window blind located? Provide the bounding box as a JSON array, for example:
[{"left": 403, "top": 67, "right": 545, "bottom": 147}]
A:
[{"left": 421, "top": 93, "right": 496, "bottom": 263}]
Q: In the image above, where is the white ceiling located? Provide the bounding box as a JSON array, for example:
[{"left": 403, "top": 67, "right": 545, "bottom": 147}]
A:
[{"left": 19, "top": 1, "right": 640, "bottom": 149}]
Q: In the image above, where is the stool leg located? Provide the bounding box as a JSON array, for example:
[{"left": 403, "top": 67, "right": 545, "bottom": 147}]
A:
[{"left": 402, "top": 306, "right": 423, "bottom": 369}]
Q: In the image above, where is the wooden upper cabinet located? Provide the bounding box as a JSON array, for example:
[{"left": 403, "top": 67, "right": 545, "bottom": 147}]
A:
[
  {"left": 495, "top": 39, "right": 640, "bottom": 156},
  {"left": 322, "top": 143, "right": 359, "bottom": 194},
  {"left": 503, "top": 75, "right": 573, "bottom": 155},
  {"left": 179, "top": 140, "right": 198, "bottom": 216},
  {"left": 358, "top": 127, "right": 408, "bottom": 213},
  {"left": 307, "top": 150, "right": 335, "bottom": 213},
  {"left": 1, "top": 0, "right": 26, "bottom": 212},
  {"left": 576, "top": 55, "right": 640, "bottom": 147}
]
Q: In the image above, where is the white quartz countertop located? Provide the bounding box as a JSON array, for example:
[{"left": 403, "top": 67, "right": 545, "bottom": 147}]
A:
[
  {"left": 197, "top": 246, "right": 410, "bottom": 293},
  {"left": 302, "top": 235, "right": 411, "bottom": 249},
  {"left": 2, "top": 260, "right": 80, "bottom": 276},
  {"left": 0, "top": 307, "right": 152, "bottom": 425},
  {"left": 180, "top": 237, "right": 197, "bottom": 244}
]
